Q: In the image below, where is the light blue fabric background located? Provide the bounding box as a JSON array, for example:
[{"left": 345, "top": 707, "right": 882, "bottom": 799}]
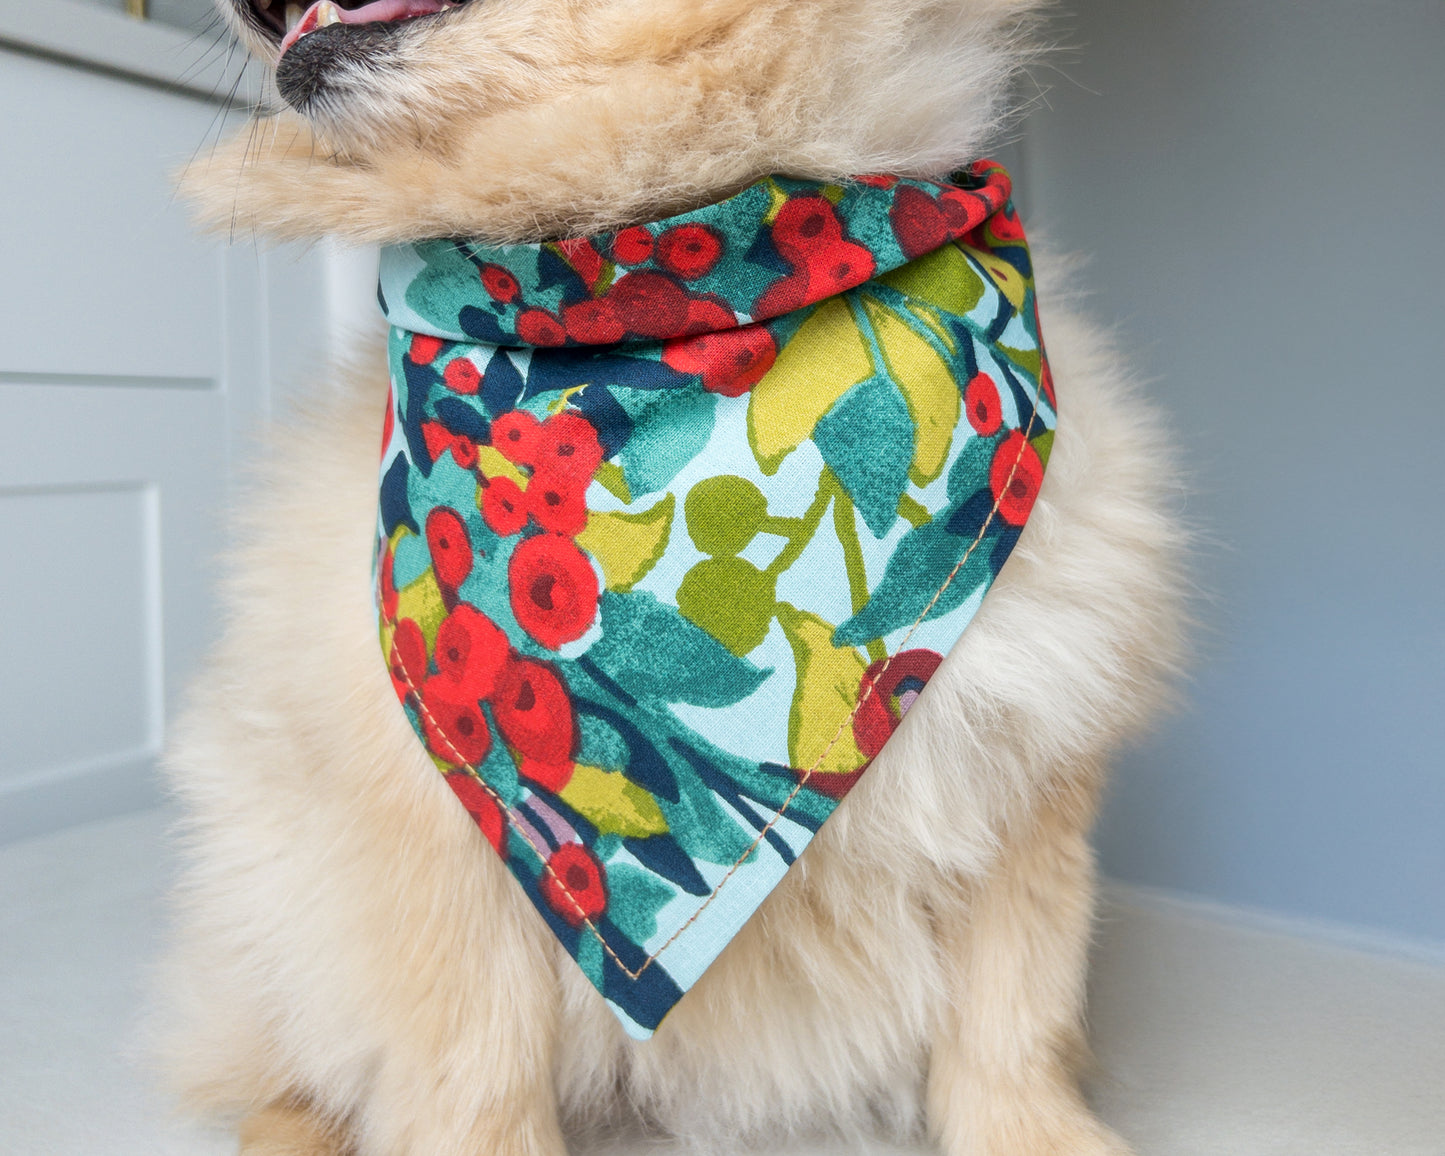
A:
[{"left": 1016, "top": 0, "right": 1445, "bottom": 945}]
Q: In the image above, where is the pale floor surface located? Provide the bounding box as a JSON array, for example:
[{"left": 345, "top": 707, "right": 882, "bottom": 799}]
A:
[{"left": 3, "top": 810, "right": 1443, "bottom": 1156}]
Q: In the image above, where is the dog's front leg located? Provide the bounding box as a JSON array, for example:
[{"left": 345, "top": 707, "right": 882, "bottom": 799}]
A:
[{"left": 926, "top": 777, "right": 1131, "bottom": 1156}]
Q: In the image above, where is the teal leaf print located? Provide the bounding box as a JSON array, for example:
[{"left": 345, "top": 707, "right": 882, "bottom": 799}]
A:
[
  {"left": 587, "top": 591, "right": 772, "bottom": 708},
  {"left": 813, "top": 373, "right": 914, "bottom": 538},
  {"left": 832, "top": 518, "right": 996, "bottom": 646}
]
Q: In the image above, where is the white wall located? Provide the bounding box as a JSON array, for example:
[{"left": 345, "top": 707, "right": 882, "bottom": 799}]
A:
[
  {"left": 1022, "top": 0, "right": 1445, "bottom": 946},
  {"left": 0, "top": 1, "right": 376, "bottom": 842}
]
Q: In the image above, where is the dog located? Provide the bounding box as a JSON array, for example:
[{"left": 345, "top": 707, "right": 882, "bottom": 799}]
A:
[{"left": 157, "top": 1, "right": 1186, "bottom": 1153}]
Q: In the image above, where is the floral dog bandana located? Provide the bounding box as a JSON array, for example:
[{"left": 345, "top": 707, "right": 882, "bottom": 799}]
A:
[{"left": 375, "top": 161, "right": 1054, "bottom": 1038}]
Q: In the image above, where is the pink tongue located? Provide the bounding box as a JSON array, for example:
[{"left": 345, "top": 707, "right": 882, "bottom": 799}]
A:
[{"left": 280, "top": 0, "right": 447, "bottom": 54}]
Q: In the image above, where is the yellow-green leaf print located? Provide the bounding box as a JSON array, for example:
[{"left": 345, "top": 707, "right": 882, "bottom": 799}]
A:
[
  {"left": 747, "top": 297, "right": 872, "bottom": 474},
  {"left": 776, "top": 604, "right": 868, "bottom": 775},
  {"left": 558, "top": 764, "right": 669, "bottom": 838},
  {"left": 575, "top": 493, "right": 675, "bottom": 592},
  {"left": 861, "top": 296, "right": 958, "bottom": 487},
  {"left": 960, "top": 243, "right": 1026, "bottom": 311},
  {"left": 394, "top": 561, "right": 448, "bottom": 650},
  {"left": 878, "top": 241, "right": 985, "bottom": 316}
]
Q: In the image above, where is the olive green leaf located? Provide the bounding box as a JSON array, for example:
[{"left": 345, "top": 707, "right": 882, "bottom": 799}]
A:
[
  {"left": 575, "top": 493, "right": 675, "bottom": 591},
  {"left": 775, "top": 604, "right": 868, "bottom": 775}
]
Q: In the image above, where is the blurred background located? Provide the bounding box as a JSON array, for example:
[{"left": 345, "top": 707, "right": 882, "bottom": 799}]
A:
[{"left": 2, "top": 1, "right": 1442, "bottom": 1153}]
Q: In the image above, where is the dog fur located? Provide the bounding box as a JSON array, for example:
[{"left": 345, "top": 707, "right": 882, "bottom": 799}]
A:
[{"left": 158, "top": 1, "right": 1187, "bottom": 1153}]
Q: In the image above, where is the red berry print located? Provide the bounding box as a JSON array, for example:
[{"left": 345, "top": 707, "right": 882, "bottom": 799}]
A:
[
  {"left": 379, "top": 546, "right": 399, "bottom": 620},
  {"left": 480, "top": 263, "right": 520, "bottom": 303},
  {"left": 987, "top": 201, "right": 1026, "bottom": 242},
  {"left": 756, "top": 196, "right": 876, "bottom": 316},
  {"left": 388, "top": 617, "right": 428, "bottom": 698},
  {"left": 426, "top": 507, "right": 474, "bottom": 591},
  {"left": 889, "top": 185, "right": 949, "bottom": 259},
  {"left": 518, "top": 756, "right": 574, "bottom": 794},
  {"left": 410, "top": 334, "right": 443, "bottom": 365},
  {"left": 534, "top": 412, "right": 604, "bottom": 486},
  {"left": 445, "top": 771, "right": 506, "bottom": 853},
  {"left": 517, "top": 309, "right": 567, "bottom": 347},
  {"left": 528, "top": 476, "right": 588, "bottom": 536},
  {"left": 561, "top": 299, "right": 625, "bottom": 345},
  {"left": 679, "top": 297, "right": 736, "bottom": 335},
  {"left": 662, "top": 325, "right": 777, "bottom": 397},
  {"left": 421, "top": 677, "right": 492, "bottom": 765},
  {"left": 540, "top": 843, "right": 607, "bottom": 927},
  {"left": 556, "top": 237, "right": 604, "bottom": 290},
  {"left": 482, "top": 475, "right": 529, "bottom": 536},
  {"left": 422, "top": 421, "right": 477, "bottom": 469},
  {"left": 655, "top": 224, "right": 723, "bottom": 280},
  {"left": 853, "top": 650, "right": 943, "bottom": 759},
  {"left": 508, "top": 533, "right": 599, "bottom": 650},
  {"left": 772, "top": 196, "right": 844, "bottom": 248},
  {"left": 433, "top": 603, "right": 509, "bottom": 701},
  {"left": 611, "top": 226, "right": 654, "bottom": 266},
  {"left": 605, "top": 272, "right": 689, "bottom": 339},
  {"left": 964, "top": 373, "right": 1003, "bottom": 436},
  {"left": 989, "top": 430, "right": 1045, "bottom": 526},
  {"left": 490, "top": 409, "right": 542, "bottom": 467},
  {"left": 442, "top": 357, "right": 482, "bottom": 394},
  {"left": 492, "top": 654, "right": 577, "bottom": 765}
]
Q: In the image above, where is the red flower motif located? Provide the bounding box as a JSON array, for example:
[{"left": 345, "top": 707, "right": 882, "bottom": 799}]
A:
[
  {"left": 445, "top": 771, "right": 506, "bottom": 853},
  {"left": 481, "top": 475, "right": 529, "bottom": 536},
  {"left": 987, "top": 202, "right": 1026, "bottom": 242},
  {"left": 490, "top": 409, "right": 542, "bottom": 467},
  {"left": 964, "top": 373, "right": 1003, "bottom": 436},
  {"left": 420, "top": 676, "right": 492, "bottom": 765},
  {"left": 989, "top": 430, "right": 1045, "bottom": 526},
  {"left": 889, "top": 185, "right": 949, "bottom": 259},
  {"left": 938, "top": 187, "right": 985, "bottom": 232},
  {"left": 379, "top": 545, "right": 399, "bottom": 620},
  {"left": 380, "top": 392, "right": 395, "bottom": 460},
  {"left": 480, "top": 263, "right": 520, "bottom": 303},
  {"left": 528, "top": 475, "right": 588, "bottom": 536},
  {"left": 605, "top": 272, "right": 689, "bottom": 339},
  {"left": 426, "top": 507, "right": 474, "bottom": 591},
  {"left": 540, "top": 842, "right": 607, "bottom": 927},
  {"left": 611, "top": 226, "right": 654, "bottom": 266},
  {"left": 422, "top": 420, "right": 477, "bottom": 469},
  {"left": 772, "top": 196, "right": 845, "bottom": 247},
  {"left": 561, "top": 298, "right": 625, "bottom": 344},
  {"left": 508, "top": 533, "right": 599, "bottom": 649},
  {"left": 853, "top": 649, "right": 944, "bottom": 759},
  {"left": 442, "top": 357, "right": 481, "bottom": 395},
  {"left": 655, "top": 223, "right": 724, "bottom": 280},
  {"left": 533, "top": 411, "right": 604, "bottom": 486},
  {"left": 662, "top": 325, "right": 777, "bottom": 397},
  {"left": 679, "top": 297, "right": 737, "bottom": 335},
  {"left": 757, "top": 198, "right": 876, "bottom": 315},
  {"left": 556, "top": 237, "right": 604, "bottom": 289},
  {"left": 410, "top": 334, "right": 443, "bottom": 365},
  {"left": 855, "top": 174, "right": 900, "bottom": 189},
  {"left": 492, "top": 654, "right": 576, "bottom": 765},
  {"left": 388, "top": 616, "right": 428, "bottom": 698},
  {"left": 518, "top": 756, "right": 575, "bottom": 794},
  {"left": 517, "top": 309, "right": 567, "bottom": 347},
  {"left": 433, "top": 603, "right": 509, "bottom": 701}
]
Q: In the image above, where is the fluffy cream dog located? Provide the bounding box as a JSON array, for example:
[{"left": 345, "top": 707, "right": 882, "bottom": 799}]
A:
[{"left": 159, "top": 1, "right": 1185, "bottom": 1153}]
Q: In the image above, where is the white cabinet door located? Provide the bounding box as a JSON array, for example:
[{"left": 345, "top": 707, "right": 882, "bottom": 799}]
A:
[{"left": 0, "top": 4, "right": 369, "bottom": 841}]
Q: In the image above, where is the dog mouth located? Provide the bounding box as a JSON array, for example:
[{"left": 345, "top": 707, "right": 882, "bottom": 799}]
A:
[{"left": 245, "top": 0, "right": 466, "bottom": 56}]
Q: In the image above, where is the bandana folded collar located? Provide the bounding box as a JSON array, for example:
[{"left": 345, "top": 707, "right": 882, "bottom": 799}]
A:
[{"left": 374, "top": 162, "right": 1055, "bottom": 1038}]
